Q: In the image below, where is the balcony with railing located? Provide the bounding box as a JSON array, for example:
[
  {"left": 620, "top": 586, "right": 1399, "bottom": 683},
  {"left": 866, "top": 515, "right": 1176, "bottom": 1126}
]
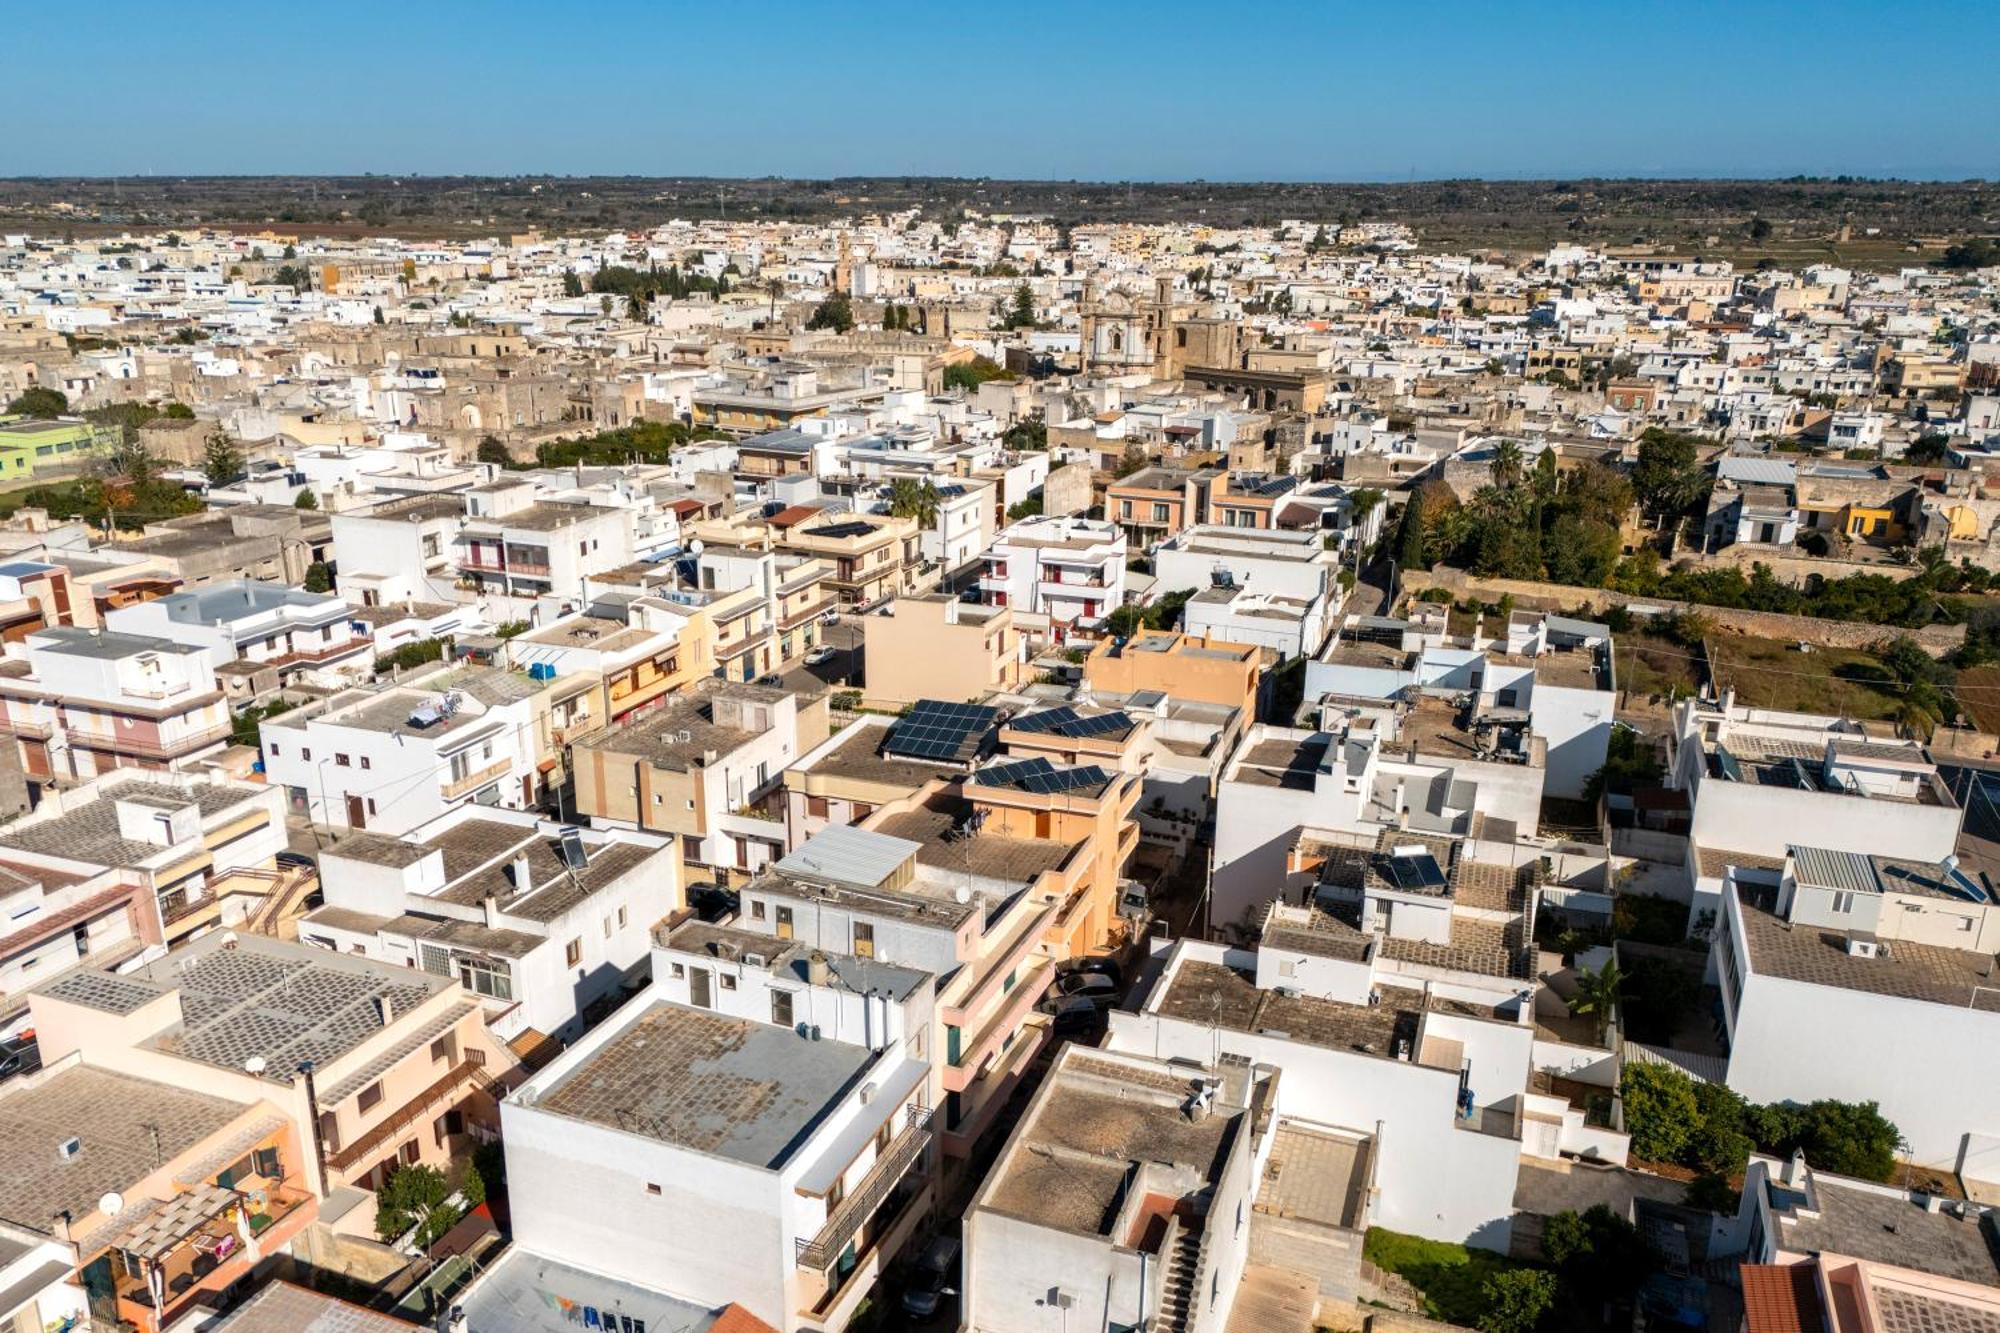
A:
[
  {"left": 441, "top": 757, "right": 513, "bottom": 800},
  {"left": 325, "top": 1055, "right": 497, "bottom": 1176},
  {"left": 102, "top": 1178, "right": 317, "bottom": 1333},
  {"left": 795, "top": 1105, "right": 933, "bottom": 1305}
]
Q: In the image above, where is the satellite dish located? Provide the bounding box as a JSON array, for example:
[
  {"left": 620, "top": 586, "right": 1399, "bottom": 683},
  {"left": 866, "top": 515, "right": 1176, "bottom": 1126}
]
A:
[
  {"left": 99, "top": 1192, "right": 124, "bottom": 1217},
  {"left": 243, "top": 1056, "right": 267, "bottom": 1075},
  {"left": 689, "top": 538, "right": 704, "bottom": 557},
  {"left": 954, "top": 886, "right": 972, "bottom": 904}
]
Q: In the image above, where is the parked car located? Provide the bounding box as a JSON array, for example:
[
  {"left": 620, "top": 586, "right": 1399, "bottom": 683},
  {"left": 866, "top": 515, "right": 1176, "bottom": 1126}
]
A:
[
  {"left": 900, "top": 1236, "right": 961, "bottom": 1319},
  {"left": 687, "top": 883, "right": 738, "bottom": 922},
  {"left": 1056, "top": 955, "right": 1124, "bottom": 988},
  {"left": 1053, "top": 972, "right": 1118, "bottom": 1003},
  {"left": 274, "top": 850, "right": 317, "bottom": 872},
  {"left": 0, "top": 1033, "right": 41, "bottom": 1084},
  {"left": 822, "top": 608, "right": 842, "bottom": 625},
  {"left": 804, "top": 646, "right": 837, "bottom": 666}
]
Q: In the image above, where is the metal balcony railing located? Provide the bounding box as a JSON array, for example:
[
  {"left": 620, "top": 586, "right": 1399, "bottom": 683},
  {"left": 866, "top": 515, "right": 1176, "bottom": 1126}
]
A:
[{"left": 795, "top": 1104, "right": 932, "bottom": 1272}]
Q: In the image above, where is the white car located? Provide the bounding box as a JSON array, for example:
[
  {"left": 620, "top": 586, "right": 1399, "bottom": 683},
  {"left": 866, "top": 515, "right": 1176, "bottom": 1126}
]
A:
[{"left": 804, "top": 647, "right": 836, "bottom": 666}]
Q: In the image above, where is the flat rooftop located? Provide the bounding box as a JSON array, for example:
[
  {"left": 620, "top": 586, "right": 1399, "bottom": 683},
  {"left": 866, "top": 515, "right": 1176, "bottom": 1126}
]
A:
[
  {"left": 1157, "top": 959, "right": 1419, "bottom": 1058},
  {"left": 801, "top": 722, "right": 965, "bottom": 789},
  {"left": 39, "top": 933, "right": 458, "bottom": 1080},
  {"left": 1734, "top": 886, "right": 2000, "bottom": 1011},
  {"left": 1231, "top": 734, "right": 1332, "bottom": 790},
  {"left": 534, "top": 1000, "right": 873, "bottom": 1168},
  {"left": 0, "top": 1065, "right": 245, "bottom": 1239},
  {"left": 873, "top": 797, "right": 1078, "bottom": 890},
  {"left": 0, "top": 778, "right": 259, "bottom": 867},
  {"left": 982, "top": 1053, "right": 1239, "bottom": 1237},
  {"left": 1764, "top": 1165, "right": 2000, "bottom": 1286}
]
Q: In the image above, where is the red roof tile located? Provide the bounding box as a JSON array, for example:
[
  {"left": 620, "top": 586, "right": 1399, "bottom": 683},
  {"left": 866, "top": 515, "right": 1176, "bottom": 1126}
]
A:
[{"left": 1741, "top": 1262, "right": 1824, "bottom": 1333}]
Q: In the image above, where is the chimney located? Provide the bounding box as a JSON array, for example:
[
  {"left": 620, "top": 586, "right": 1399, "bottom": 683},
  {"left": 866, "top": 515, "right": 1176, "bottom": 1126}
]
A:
[
  {"left": 511, "top": 853, "right": 532, "bottom": 896},
  {"left": 374, "top": 994, "right": 395, "bottom": 1027},
  {"left": 482, "top": 894, "right": 500, "bottom": 929},
  {"left": 807, "top": 951, "right": 831, "bottom": 986}
]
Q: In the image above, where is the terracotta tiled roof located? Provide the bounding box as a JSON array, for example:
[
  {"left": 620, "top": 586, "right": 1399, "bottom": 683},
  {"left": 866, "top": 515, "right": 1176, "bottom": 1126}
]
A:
[
  {"left": 711, "top": 1304, "right": 780, "bottom": 1333},
  {"left": 1740, "top": 1262, "right": 1824, "bottom": 1333},
  {"left": 768, "top": 504, "right": 823, "bottom": 527}
]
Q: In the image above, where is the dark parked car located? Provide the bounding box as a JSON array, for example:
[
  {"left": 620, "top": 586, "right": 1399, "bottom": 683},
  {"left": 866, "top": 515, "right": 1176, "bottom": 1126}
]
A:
[
  {"left": 900, "top": 1236, "right": 961, "bottom": 1319},
  {"left": 0, "top": 1033, "right": 41, "bottom": 1084}
]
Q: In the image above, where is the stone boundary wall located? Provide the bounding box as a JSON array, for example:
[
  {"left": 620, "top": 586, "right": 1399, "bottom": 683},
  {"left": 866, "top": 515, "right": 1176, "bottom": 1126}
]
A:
[{"left": 1404, "top": 567, "right": 1967, "bottom": 654}]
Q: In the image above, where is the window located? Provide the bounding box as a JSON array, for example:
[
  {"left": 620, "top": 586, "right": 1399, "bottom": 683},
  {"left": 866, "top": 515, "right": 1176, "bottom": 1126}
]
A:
[
  {"left": 617, "top": 906, "right": 628, "bottom": 928},
  {"left": 565, "top": 938, "right": 581, "bottom": 968},
  {"left": 456, "top": 957, "right": 512, "bottom": 1000},
  {"left": 721, "top": 973, "right": 737, "bottom": 991},
  {"left": 301, "top": 747, "right": 311, "bottom": 761},
  {"left": 400, "top": 1140, "right": 420, "bottom": 1167},
  {"left": 853, "top": 922, "right": 875, "bottom": 959},
  {"left": 1831, "top": 891, "right": 1855, "bottom": 914},
  {"left": 360, "top": 756, "right": 371, "bottom": 770},
  {"left": 335, "top": 754, "right": 351, "bottom": 768},
  {"left": 358, "top": 1082, "right": 382, "bottom": 1113},
  {"left": 645, "top": 1182, "right": 662, "bottom": 1196},
  {"left": 670, "top": 962, "right": 685, "bottom": 978},
  {"left": 367, "top": 798, "right": 377, "bottom": 815},
  {"left": 751, "top": 900, "right": 767, "bottom": 921},
  {"left": 603, "top": 916, "right": 613, "bottom": 939},
  {"left": 429, "top": 1035, "right": 455, "bottom": 1064},
  {"left": 269, "top": 744, "right": 280, "bottom": 757},
  {"left": 771, "top": 990, "right": 795, "bottom": 1027},
  {"left": 807, "top": 796, "right": 829, "bottom": 819}
]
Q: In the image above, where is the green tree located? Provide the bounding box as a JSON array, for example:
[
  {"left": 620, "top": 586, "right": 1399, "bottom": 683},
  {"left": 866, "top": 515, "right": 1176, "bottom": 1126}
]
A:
[
  {"left": 1620, "top": 1060, "right": 1700, "bottom": 1163},
  {"left": 561, "top": 269, "right": 584, "bottom": 298},
  {"left": 1489, "top": 439, "right": 1525, "bottom": 488},
  {"left": 806, "top": 291, "right": 855, "bottom": 333},
  {"left": 6, "top": 388, "right": 68, "bottom": 419},
  {"left": 1478, "top": 1268, "right": 1556, "bottom": 1333},
  {"left": 1748, "top": 216, "right": 1773, "bottom": 240},
  {"left": 202, "top": 432, "right": 244, "bottom": 487},
  {"left": 294, "top": 488, "right": 319, "bottom": 510},
  {"left": 1906, "top": 433, "right": 1952, "bottom": 465},
  {"left": 374, "top": 1165, "right": 462, "bottom": 1250},
  {"left": 1000, "top": 418, "right": 1047, "bottom": 451},
  {"left": 161, "top": 402, "right": 196, "bottom": 420},
  {"left": 303, "top": 561, "right": 333, "bottom": 593},
  {"left": 886, "top": 476, "right": 940, "bottom": 527},
  {"left": 1631, "top": 429, "right": 1709, "bottom": 519},
  {"left": 1568, "top": 961, "right": 1623, "bottom": 1043},
  {"left": 477, "top": 435, "right": 514, "bottom": 466},
  {"left": 1003, "top": 281, "right": 1037, "bottom": 330},
  {"left": 943, "top": 356, "right": 1009, "bottom": 392},
  {"left": 1113, "top": 445, "right": 1148, "bottom": 479}
]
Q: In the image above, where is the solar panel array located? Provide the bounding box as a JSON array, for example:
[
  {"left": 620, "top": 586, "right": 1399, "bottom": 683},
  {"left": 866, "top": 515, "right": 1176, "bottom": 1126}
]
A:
[
  {"left": 1377, "top": 850, "right": 1448, "bottom": 893},
  {"left": 808, "top": 521, "right": 876, "bottom": 540},
  {"left": 1009, "top": 705, "right": 1133, "bottom": 739},
  {"left": 972, "top": 756, "right": 1115, "bottom": 795},
  {"left": 883, "top": 700, "right": 998, "bottom": 762}
]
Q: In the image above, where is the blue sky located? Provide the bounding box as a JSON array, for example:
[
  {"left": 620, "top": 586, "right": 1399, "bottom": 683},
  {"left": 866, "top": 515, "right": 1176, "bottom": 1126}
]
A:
[{"left": 6, "top": 1, "right": 1996, "bottom": 180}]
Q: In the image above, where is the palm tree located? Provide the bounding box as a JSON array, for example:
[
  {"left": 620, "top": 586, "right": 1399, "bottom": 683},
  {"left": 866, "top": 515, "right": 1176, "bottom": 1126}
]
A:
[
  {"left": 1490, "top": 439, "right": 1525, "bottom": 488},
  {"left": 887, "top": 477, "right": 940, "bottom": 527},
  {"left": 1568, "top": 960, "right": 1624, "bottom": 1043}
]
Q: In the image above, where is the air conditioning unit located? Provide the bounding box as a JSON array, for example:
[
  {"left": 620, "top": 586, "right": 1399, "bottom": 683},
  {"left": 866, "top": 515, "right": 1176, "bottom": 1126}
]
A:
[
  {"left": 1846, "top": 934, "right": 1880, "bottom": 960},
  {"left": 57, "top": 1137, "right": 82, "bottom": 1162}
]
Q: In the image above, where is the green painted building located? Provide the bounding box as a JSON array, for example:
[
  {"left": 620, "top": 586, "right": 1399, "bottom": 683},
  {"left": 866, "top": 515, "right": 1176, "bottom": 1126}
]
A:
[{"left": 0, "top": 416, "right": 120, "bottom": 483}]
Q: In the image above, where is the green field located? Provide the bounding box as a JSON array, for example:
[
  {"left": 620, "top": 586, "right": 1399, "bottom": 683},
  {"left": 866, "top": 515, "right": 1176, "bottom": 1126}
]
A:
[{"left": 1708, "top": 636, "right": 1902, "bottom": 721}]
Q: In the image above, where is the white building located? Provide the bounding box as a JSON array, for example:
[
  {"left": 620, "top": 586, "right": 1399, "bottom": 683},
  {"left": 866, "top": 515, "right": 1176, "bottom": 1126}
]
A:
[
  {"left": 456, "top": 481, "right": 637, "bottom": 601},
  {"left": 501, "top": 927, "right": 936, "bottom": 1333},
  {"left": 978, "top": 515, "right": 1126, "bottom": 640},
  {"left": 260, "top": 667, "right": 549, "bottom": 834},
  {"left": 1307, "top": 610, "right": 1615, "bottom": 798},
  {"left": 1152, "top": 524, "right": 1339, "bottom": 606},
  {"left": 1210, "top": 706, "right": 1546, "bottom": 931},
  {"left": 105, "top": 579, "right": 371, "bottom": 686},
  {"left": 1711, "top": 843, "right": 2000, "bottom": 1174},
  {"left": 299, "top": 806, "right": 679, "bottom": 1044},
  {"left": 329, "top": 494, "right": 465, "bottom": 607},
  {"left": 1672, "top": 697, "right": 1964, "bottom": 937}
]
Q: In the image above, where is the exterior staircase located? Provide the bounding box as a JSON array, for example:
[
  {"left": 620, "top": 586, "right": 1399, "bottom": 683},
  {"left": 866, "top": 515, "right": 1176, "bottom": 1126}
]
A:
[{"left": 1152, "top": 1222, "right": 1205, "bottom": 1333}]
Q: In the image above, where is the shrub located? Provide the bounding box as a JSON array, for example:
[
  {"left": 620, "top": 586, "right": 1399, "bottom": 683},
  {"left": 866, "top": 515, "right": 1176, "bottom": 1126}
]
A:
[
  {"left": 1479, "top": 1269, "right": 1557, "bottom": 1333},
  {"left": 1620, "top": 1061, "right": 1700, "bottom": 1163}
]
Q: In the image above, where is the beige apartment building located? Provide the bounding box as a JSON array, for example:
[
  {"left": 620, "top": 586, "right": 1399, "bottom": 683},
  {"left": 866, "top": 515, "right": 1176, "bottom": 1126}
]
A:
[
  {"left": 863, "top": 593, "right": 1024, "bottom": 707},
  {"left": 778, "top": 513, "right": 921, "bottom": 608}
]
